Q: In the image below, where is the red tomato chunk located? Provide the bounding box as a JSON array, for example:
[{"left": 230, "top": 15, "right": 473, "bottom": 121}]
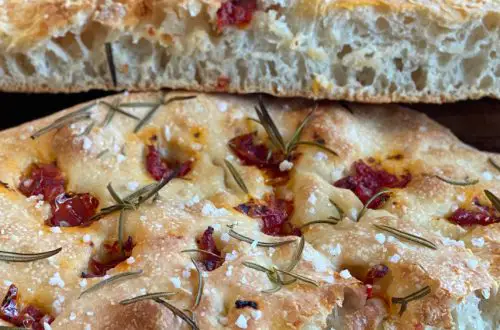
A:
[
  {"left": 0, "top": 284, "right": 54, "bottom": 330},
  {"left": 145, "top": 145, "right": 192, "bottom": 181},
  {"left": 217, "top": 0, "right": 257, "bottom": 31},
  {"left": 19, "top": 164, "right": 99, "bottom": 227},
  {"left": 82, "top": 236, "right": 135, "bottom": 278},
  {"left": 334, "top": 160, "right": 411, "bottom": 209},
  {"left": 448, "top": 198, "right": 500, "bottom": 226},
  {"left": 196, "top": 226, "right": 223, "bottom": 271}
]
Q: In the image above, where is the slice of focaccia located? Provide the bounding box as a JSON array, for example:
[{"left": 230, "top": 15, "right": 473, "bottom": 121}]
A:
[
  {"left": 0, "top": 92, "right": 498, "bottom": 330},
  {"left": 1, "top": 0, "right": 499, "bottom": 102}
]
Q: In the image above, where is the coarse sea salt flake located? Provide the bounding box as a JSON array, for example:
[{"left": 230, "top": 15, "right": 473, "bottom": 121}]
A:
[
  {"left": 471, "top": 237, "right": 485, "bottom": 248},
  {"left": 339, "top": 269, "right": 352, "bottom": 279},
  {"left": 375, "top": 233, "right": 386, "bottom": 244},
  {"left": 235, "top": 314, "right": 248, "bottom": 329},
  {"left": 279, "top": 160, "right": 293, "bottom": 172}
]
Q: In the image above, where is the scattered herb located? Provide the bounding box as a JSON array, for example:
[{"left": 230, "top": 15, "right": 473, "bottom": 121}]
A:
[
  {"left": 242, "top": 261, "right": 318, "bottom": 293},
  {"left": 0, "top": 181, "right": 9, "bottom": 189},
  {"left": 120, "top": 292, "right": 176, "bottom": 305},
  {"left": 0, "top": 247, "right": 62, "bottom": 262},
  {"left": 96, "top": 149, "right": 109, "bottom": 159},
  {"left": 76, "top": 120, "right": 96, "bottom": 137},
  {"left": 254, "top": 99, "right": 338, "bottom": 158},
  {"left": 119, "top": 102, "right": 161, "bottom": 108},
  {"left": 299, "top": 219, "right": 340, "bottom": 230},
  {"left": 330, "top": 199, "right": 344, "bottom": 219},
  {"left": 154, "top": 298, "right": 199, "bottom": 330},
  {"left": 90, "top": 169, "right": 178, "bottom": 221},
  {"left": 105, "top": 43, "right": 117, "bottom": 87},
  {"left": 392, "top": 286, "right": 431, "bottom": 315},
  {"left": 180, "top": 249, "right": 223, "bottom": 259},
  {"left": 79, "top": 270, "right": 143, "bottom": 298},
  {"left": 488, "top": 158, "right": 500, "bottom": 172},
  {"left": 30, "top": 103, "right": 95, "bottom": 139},
  {"left": 191, "top": 258, "right": 204, "bottom": 309},
  {"left": 134, "top": 95, "right": 197, "bottom": 133},
  {"left": 228, "top": 225, "right": 296, "bottom": 247},
  {"left": 435, "top": 175, "right": 478, "bottom": 186},
  {"left": 358, "top": 189, "right": 391, "bottom": 221},
  {"left": 224, "top": 160, "right": 248, "bottom": 194},
  {"left": 374, "top": 224, "right": 437, "bottom": 250},
  {"left": 100, "top": 101, "right": 141, "bottom": 121},
  {"left": 484, "top": 190, "right": 500, "bottom": 212}
]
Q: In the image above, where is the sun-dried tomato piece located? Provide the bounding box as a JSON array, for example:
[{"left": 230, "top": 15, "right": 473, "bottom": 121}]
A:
[
  {"left": 448, "top": 198, "right": 500, "bottom": 226},
  {"left": 364, "top": 264, "right": 389, "bottom": 299},
  {"left": 196, "top": 226, "right": 223, "bottom": 271},
  {"left": 18, "top": 164, "right": 65, "bottom": 203},
  {"left": 0, "top": 284, "right": 53, "bottom": 329},
  {"left": 82, "top": 236, "right": 135, "bottom": 278},
  {"left": 145, "top": 145, "right": 192, "bottom": 181},
  {"left": 216, "top": 0, "right": 257, "bottom": 32},
  {"left": 334, "top": 160, "right": 411, "bottom": 209},
  {"left": 47, "top": 193, "right": 99, "bottom": 227},
  {"left": 236, "top": 196, "right": 296, "bottom": 236},
  {"left": 229, "top": 133, "right": 274, "bottom": 167}
]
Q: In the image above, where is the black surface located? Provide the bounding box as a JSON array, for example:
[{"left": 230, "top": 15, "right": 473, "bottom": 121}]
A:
[{"left": 1, "top": 92, "right": 499, "bottom": 152}]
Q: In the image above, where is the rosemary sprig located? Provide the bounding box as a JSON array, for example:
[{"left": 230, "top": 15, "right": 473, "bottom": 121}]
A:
[
  {"left": 100, "top": 101, "right": 141, "bottom": 121},
  {"left": 181, "top": 249, "right": 223, "bottom": 259},
  {"left": 357, "top": 189, "right": 391, "bottom": 221},
  {"left": 76, "top": 120, "right": 96, "bottom": 137},
  {"left": 435, "top": 175, "right": 478, "bottom": 186},
  {"left": 227, "top": 225, "right": 296, "bottom": 247},
  {"left": 330, "top": 199, "right": 344, "bottom": 219},
  {"left": 242, "top": 261, "right": 318, "bottom": 292},
  {"left": 30, "top": 110, "right": 92, "bottom": 139},
  {"left": 299, "top": 218, "right": 340, "bottom": 230},
  {"left": 79, "top": 270, "right": 143, "bottom": 298},
  {"left": 134, "top": 95, "right": 197, "bottom": 133},
  {"left": 105, "top": 43, "right": 117, "bottom": 87},
  {"left": 119, "top": 292, "right": 176, "bottom": 305},
  {"left": 91, "top": 170, "right": 178, "bottom": 221},
  {"left": 253, "top": 99, "right": 338, "bottom": 158},
  {"left": 154, "top": 298, "right": 199, "bottom": 330},
  {"left": 0, "top": 247, "right": 62, "bottom": 262},
  {"left": 488, "top": 158, "right": 500, "bottom": 172},
  {"left": 374, "top": 224, "right": 437, "bottom": 250},
  {"left": 285, "top": 235, "right": 305, "bottom": 272},
  {"left": 392, "top": 286, "right": 431, "bottom": 315},
  {"left": 119, "top": 102, "right": 161, "bottom": 108},
  {"left": 484, "top": 190, "right": 500, "bottom": 212},
  {"left": 191, "top": 258, "right": 204, "bottom": 309},
  {"left": 224, "top": 160, "right": 248, "bottom": 194}
]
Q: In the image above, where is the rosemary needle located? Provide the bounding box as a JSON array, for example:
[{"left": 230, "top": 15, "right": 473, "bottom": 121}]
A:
[
  {"left": 0, "top": 247, "right": 62, "bottom": 262},
  {"left": 191, "top": 258, "right": 204, "bottom": 309},
  {"left": 435, "top": 175, "right": 478, "bottom": 186},
  {"left": 79, "top": 270, "right": 143, "bottom": 298},
  {"left": 374, "top": 224, "right": 437, "bottom": 250},
  {"left": 119, "top": 292, "right": 176, "bottom": 305},
  {"left": 224, "top": 160, "right": 249, "bottom": 194}
]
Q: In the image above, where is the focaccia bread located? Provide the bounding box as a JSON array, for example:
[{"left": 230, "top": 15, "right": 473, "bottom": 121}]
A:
[
  {"left": 1, "top": 0, "right": 499, "bottom": 102},
  {"left": 0, "top": 92, "right": 498, "bottom": 330}
]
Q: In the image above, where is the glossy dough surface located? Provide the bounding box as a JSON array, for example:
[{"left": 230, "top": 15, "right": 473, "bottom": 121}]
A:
[{"left": 0, "top": 92, "right": 498, "bottom": 329}]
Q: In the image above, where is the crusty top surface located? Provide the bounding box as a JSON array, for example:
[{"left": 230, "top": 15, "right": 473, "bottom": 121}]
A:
[
  {"left": 0, "top": 91, "right": 498, "bottom": 329},
  {"left": 1, "top": 0, "right": 499, "bottom": 51}
]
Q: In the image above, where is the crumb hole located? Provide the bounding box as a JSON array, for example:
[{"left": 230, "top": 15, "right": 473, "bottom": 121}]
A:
[
  {"left": 411, "top": 67, "right": 427, "bottom": 91},
  {"left": 337, "top": 45, "right": 352, "bottom": 60},
  {"left": 356, "top": 67, "right": 375, "bottom": 86}
]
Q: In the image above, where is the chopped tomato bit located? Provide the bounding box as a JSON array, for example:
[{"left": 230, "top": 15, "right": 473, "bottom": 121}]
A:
[
  {"left": 364, "top": 264, "right": 389, "bottom": 299},
  {"left": 19, "top": 164, "right": 65, "bottom": 203},
  {"left": 196, "top": 226, "right": 223, "bottom": 271},
  {"left": 334, "top": 160, "right": 411, "bottom": 209},
  {"left": 215, "top": 76, "right": 231, "bottom": 91},
  {"left": 0, "top": 284, "right": 54, "bottom": 329},
  {"left": 48, "top": 193, "right": 99, "bottom": 227},
  {"left": 145, "top": 145, "right": 192, "bottom": 181},
  {"left": 236, "top": 196, "right": 297, "bottom": 236},
  {"left": 216, "top": 0, "right": 257, "bottom": 32},
  {"left": 82, "top": 236, "right": 134, "bottom": 278},
  {"left": 448, "top": 198, "right": 500, "bottom": 226},
  {"left": 19, "top": 163, "right": 99, "bottom": 227},
  {"left": 228, "top": 133, "right": 282, "bottom": 168}
]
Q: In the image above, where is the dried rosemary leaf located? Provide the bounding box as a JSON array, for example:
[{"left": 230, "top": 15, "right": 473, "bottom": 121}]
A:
[
  {"left": 299, "top": 219, "right": 340, "bottom": 230},
  {"left": 0, "top": 247, "right": 62, "bottom": 262},
  {"left": 154, "top": 298, "right": 199, "bottom": 330},
  {"left": 228, "top": 226, "right": 296, "bottom": 247},
  {"left": 79, "top": 270, "right": 143, "bottom": 298},
  {"left": 357, "top": 189, "right": 391, "bottom": 221},
  {"left": 392, "top": 286, "right": 431, "bottom": 315},
  {"left": 119, "top": 292, "right": 176, "bottom": 305},
  {"left": 435, "top": 175, "right": 478, "bottom": 186},
  {"left": 180, "top": 249, "right": 223, "bottom": 259},
  {"left": 105, "top": 43, "right": 117, "bottom": 87},
  {"left": 374, "top": 224, "right": 437, "bottom": 250},
  {"left": 224, "top": 160, "right": 249, "bottom": 194},
  {"left": 488, "top": 158, "right": 500, "bottom": 172},
  {"left": 484, "top": 190, "right": 500, "bottom": 212},
  {"left": 191, "top": 258, "right": 204, "bottom": 309}
]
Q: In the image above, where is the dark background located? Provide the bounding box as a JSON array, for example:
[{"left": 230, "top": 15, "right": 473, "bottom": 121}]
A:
[{"left": 1, "top": 92, "right": 499, "bottom": 152}]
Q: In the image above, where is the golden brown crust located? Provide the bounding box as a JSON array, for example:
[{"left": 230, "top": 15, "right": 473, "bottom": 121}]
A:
[{"left": 0, "top": 92, "right": 498, "bottom": 329}]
